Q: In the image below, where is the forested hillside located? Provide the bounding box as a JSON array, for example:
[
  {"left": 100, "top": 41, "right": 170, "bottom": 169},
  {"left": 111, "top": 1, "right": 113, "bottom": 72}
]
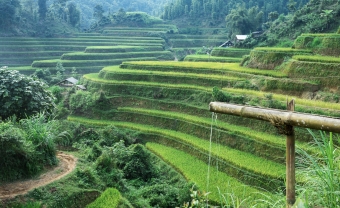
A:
[
  {"left": 162, "top": 0, "right": 309, "bottom": 24},
  {"left": 0, "top": 0, "right": 169, "bottom": 36},
  {"left": 238, "top": 0, "right": 340, "bottom": 47},
  {"left": 69, "top": 0, "right": 170, "bottom": 28}
]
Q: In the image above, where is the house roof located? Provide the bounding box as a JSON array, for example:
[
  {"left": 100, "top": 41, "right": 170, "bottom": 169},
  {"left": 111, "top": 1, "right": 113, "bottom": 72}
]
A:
[
  {"left": 219, "top": 40, "right": 234, "bottom": 47},
  {"left": 236, "top": 35, "right": 249, "bottom": 40},
  {"left": 65, "top": 77, "right": 78, "bottom": 84}
]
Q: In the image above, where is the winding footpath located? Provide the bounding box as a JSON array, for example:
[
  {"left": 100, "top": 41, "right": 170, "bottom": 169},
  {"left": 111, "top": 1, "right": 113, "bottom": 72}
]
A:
[{"left": 0, "top": 152, "right": 77, "bottom": 200}]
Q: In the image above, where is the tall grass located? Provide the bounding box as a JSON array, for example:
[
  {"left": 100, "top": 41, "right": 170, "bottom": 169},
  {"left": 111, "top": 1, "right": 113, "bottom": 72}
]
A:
[{"left": 296, "top": 130, "right": 340, "bottom": 207}]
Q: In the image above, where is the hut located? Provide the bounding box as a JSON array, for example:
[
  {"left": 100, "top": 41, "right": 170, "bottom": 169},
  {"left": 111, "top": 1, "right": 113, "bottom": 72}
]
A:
[{"left": 57, "top": 77, "right": 86, "bottom": 90}]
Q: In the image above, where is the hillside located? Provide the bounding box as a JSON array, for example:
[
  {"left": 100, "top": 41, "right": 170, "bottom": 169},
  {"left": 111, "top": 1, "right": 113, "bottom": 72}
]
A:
[
  {"left": 1, "top": 1, "right": 340, "bottom": 207},
  {"left": 239, "top": 0, "right": 340, "bottom": 47}
]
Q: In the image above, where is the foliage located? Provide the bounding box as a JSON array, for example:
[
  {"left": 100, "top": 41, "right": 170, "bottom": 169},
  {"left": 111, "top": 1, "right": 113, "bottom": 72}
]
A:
[
  {"left": 67, "top": 116, "right": 286, "bottom": 183},
  {"left": 0, "top": 0, "right": 20, "bottom": 28},
  {"left": 68, "top": 0, "right": 168, "bottom": 29},
  {"left": 86, "top": 188, "right": 121, "bottom": 208},
  {"left": 225, "top": 5, "right": 263, "bottom": 39},
  {"left": 262, "top": 0, "right": 340, "bottom": 46},
  {"left": 49, "top": 85, "right": 64, "bottom": 103},
  {"left": 0, "top": 67, "right": 55, "bottom": 120},
  {"left": 0, "top": 114, "right": 58, "bottom": 182},
  {"left": 123, "top": 144, "right": 156, "bottom": 181},
  {"left": 296, "top": 130, "right": 340, "bottom": 207},
  {"left": 38, "top": 0, "right": 47, "bottom": 20}
]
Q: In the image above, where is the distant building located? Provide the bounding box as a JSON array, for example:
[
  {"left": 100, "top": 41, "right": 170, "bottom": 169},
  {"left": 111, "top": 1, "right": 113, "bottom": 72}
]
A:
[
  {"left": 219, "top": 40, "right": 234, "bottom": 47},
  {"left": 236, "top": 35, "right": 249, "bottom": 41},
  {"left": 57, "top": 77, "right": 86, "bottom": 90}
]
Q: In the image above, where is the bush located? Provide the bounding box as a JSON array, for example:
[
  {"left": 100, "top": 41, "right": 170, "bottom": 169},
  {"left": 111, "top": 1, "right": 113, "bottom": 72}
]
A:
[
  {"left": 212, "top": 86, "right": 231, "bottom": 102},
  {"left": 123, "top": 144, "right": 156, "bottom": 181},
  {"left": 0, "top": 114, "right": 58, "bottom": 181}
]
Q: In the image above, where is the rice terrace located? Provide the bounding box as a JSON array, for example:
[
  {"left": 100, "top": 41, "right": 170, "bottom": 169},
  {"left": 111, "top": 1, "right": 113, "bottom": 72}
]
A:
[{"left": 1, "top": 0, "right": 340, "bottom": 207}]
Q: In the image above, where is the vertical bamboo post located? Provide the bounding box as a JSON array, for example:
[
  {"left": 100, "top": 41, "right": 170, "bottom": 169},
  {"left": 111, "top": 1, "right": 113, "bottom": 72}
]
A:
[{"left": 286, "top": 99, "right": 295, "bottom": 207}]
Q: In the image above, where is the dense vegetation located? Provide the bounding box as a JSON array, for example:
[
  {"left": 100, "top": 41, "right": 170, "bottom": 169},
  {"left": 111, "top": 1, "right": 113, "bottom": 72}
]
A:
[
  {"left": 2, "top": 0, "right": 340, "bottom": 207},
  {"left": 0, "top": 114, "right": 58, "bottom": 182},
  {"left": 240, "top": 0, "right": 340, "bottom": 47},
  {"left": 69, "top": 0, "right": 169, "bottom": 29},
  {"left": 0, "top": 67, "right": 55, "bottom": 120}
]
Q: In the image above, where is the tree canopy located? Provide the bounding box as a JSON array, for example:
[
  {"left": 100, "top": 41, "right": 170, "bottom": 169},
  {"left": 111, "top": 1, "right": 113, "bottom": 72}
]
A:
[
  {"left": 0, "top": 0, "right": 20, "bottom": 28},
  {"left": 0, "top": 67, "right": 55, "bottom": 120}
]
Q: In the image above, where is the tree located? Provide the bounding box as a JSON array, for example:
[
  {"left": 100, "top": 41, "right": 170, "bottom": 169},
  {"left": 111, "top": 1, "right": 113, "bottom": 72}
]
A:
[
  {"left": 287, "top": 0, "right": 297, "bottom": 12},
  {"left": 0, "top": 66, "right": 55, "bottom": 120},
  {"left": 268, "top": 11, "right": 279, "bottom": 21},
  {"left": 38, "top": 0, "right": 47, "bottom": 20},
  {"left": 320, "top": 9, "right": 333, "bottom": 29},
  {"left": 67, "top": 2, "right": 80, "bottom": 27},
  {"left": 0, "top": 0, "right": 20, "bottom": 28},
  {"left": 93, "top": 4, "right": 104, "bottom": 20}
]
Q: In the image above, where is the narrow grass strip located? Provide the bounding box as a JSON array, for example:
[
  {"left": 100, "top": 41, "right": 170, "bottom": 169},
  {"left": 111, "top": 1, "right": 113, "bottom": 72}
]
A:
[
  {"left": 67, "top": 116, "right": 285, "bottom": 179},
  {"left": 31, "top": 57, "right": 157, "bottom": 67},
  {"left": 222, "top": 88, "right": 340, "bottom": 111},
  {"left": 253, "top": 47, "right": 311, "bottom": 53},
  {"left": 146, "top": 142, "right": 281, "bottom": 204},
  {"left": 292, "top": 55, "right": 340, "bottom": 64},
  {"left": 184, "top": 55, "right": 242, "bottom": 63},
  {"left": 121, "top": 61, "right": 287, "bottom": 77},
  {"left": 83, "top": 73, "right": 211, "bottom": 92},
  {"left": 86, "top": 188, "right": 120, "bottom": 208},
  {"left": 61, "top": 51, "right": 172, "bottom": 60},
  {"left": 101, "top": 66, "right": 243, "bottom": 81}
]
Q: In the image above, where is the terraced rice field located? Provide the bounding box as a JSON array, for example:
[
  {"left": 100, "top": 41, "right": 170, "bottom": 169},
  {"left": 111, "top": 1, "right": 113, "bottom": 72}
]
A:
[
  {"left": 0, "top": 27, "right": 175, "bottom": 73},
  {"left": 1, "top": 26, "right": 230, "bottom": 73},
  {"left": 72, "top": 53, "right": 339, "bottom": 205}
]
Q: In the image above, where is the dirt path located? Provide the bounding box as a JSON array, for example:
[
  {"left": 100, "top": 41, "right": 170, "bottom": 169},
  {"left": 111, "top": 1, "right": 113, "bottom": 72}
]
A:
[{"left": 0, "top": 152, "right": 77, "bottom": 200}]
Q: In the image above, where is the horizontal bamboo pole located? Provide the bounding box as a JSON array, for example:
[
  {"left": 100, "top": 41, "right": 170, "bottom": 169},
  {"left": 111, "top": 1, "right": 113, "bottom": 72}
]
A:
[{"left": 209, "top": 102, "right": 340, "bottom": 133}]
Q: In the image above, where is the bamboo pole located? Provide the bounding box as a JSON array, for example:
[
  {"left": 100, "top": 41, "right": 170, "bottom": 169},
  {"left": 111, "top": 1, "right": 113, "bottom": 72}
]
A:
[
  {"left": 209, "top": 101, "right": 340, "bottom": 207},
  {"left": 286, "top": 100, "right": 295, "bottom": 207},
  {"left": 209, "top": 102, "right": 340, "bottom": 133}
]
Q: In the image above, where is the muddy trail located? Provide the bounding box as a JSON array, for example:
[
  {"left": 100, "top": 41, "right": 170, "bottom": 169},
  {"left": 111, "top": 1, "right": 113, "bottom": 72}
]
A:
[{"left": 0, "top": 152, "right": 77, "bottom": 200}]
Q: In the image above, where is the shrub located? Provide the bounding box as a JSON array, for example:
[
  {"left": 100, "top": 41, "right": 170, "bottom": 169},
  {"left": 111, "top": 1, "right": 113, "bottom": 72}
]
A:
[
  {"left": 123, "top": 144, "right": 156, "bottom": 181},
  {"left": 212, "top": 86, "right": 231, "bottom": 102},
  {"left": 0, "top": 67, "right": 55, "bottom": 120},
  {"left": 0, "top": 114, "right": 58, "bottom": 181},
  {"left": 296, "top": 130, "right": 340, "bottom": 207}
]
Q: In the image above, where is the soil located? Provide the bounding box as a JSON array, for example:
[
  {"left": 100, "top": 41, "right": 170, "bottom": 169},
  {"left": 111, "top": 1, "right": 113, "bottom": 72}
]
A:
[{"left": 0, "top": 152, "right": 77, "bottom": 200}]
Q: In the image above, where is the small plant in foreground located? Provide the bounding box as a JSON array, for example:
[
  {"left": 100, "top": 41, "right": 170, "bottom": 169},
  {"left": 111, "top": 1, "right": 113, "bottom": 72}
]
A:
[{"left": 296, "top": 130, "right": 340, "bottom": 207}]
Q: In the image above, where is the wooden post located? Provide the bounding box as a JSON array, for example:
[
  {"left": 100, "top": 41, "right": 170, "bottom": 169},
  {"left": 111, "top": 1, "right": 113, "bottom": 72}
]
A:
[
  {"left": 286, "top": 100, "right": 295, "bottom": 207},
  {"left": 209, "top": 101, "right": 340, "bottom": 206}
]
